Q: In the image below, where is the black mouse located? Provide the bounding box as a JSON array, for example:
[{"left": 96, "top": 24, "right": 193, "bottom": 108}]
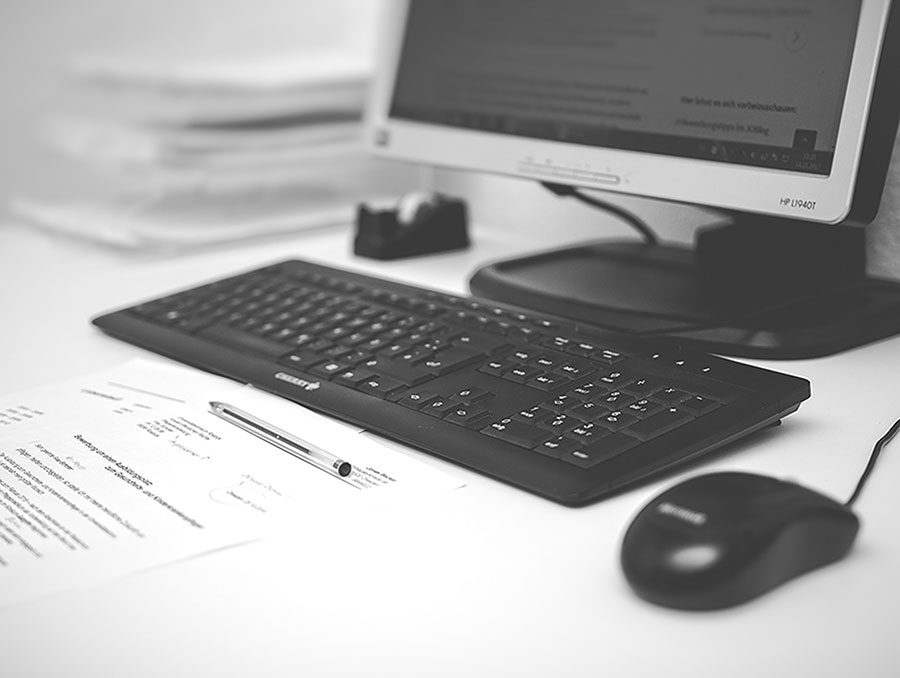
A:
[{"left": 620, "top": 471, "right": 860, "bottom": 610}]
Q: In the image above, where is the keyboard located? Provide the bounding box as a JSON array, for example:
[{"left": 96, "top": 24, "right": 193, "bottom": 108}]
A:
[{"left": 92, "top": 258, "right": 811, "bottom": 506}]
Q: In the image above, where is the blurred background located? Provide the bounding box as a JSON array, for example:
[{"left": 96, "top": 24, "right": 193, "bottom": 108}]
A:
[
  {"left": 1, "top": 0, "right": 897, "bottom": 272},
  {"left": 0, "top": 0, "right": 411, "bottom": 249},
  {"left": 0, "top": 0, "right": 377, "bottom": 202}
]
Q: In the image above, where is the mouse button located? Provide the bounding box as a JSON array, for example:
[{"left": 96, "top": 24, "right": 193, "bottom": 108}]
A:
[
  {"left": 749, "top": 483, "right": 854, "bottom": 537},
  {"left": 622, "top": 536, "right": 742, "bottom": 609},
  {"left": 749, "top": 510, "right": 860, "bottom": 597},
  {"left": 625, "top": 504, "right": 741, "bottom": 573},
  {"left": 785, "top": 500, "right": 860, "bottom": 550},
  {"left": 621, "top": 527, "right": 711, "bottom": 593},
  {"left": 664, "top": 543, "right": 724, "bottom": 573}
]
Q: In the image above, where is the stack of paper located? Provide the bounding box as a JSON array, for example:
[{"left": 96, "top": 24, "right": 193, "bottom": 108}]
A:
[{"left": 11, "top": 52, "right": 418, "bottom": 250}]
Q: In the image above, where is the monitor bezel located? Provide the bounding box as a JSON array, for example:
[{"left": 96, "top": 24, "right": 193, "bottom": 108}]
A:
[{"left": 367, "top": 0, "right": 894, "bottom": 225}]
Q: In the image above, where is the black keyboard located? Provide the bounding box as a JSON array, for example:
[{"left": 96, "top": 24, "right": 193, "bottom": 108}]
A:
[{"left": 92, "top": 259, "right": 810, "bottom": 506}]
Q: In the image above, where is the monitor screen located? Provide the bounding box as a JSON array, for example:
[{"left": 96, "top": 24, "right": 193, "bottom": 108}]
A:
[{"left": 368, "top": 0, "right": 892, "bottom": 224}]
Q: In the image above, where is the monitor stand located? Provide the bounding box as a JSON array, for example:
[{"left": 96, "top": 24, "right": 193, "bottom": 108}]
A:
[{"left": 469, "top": 214, "right": 900, "bottom": 359}]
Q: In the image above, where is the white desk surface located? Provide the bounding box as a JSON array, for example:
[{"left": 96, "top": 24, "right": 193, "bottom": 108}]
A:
[{"left": 2, "top": 218, "right": 899, "bottom": 678}]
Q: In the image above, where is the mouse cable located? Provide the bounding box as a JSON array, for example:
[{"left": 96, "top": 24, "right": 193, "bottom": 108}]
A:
[
  {"left": 845, "top": 416, "right": 900, "bottom": 507},
  {"left": 533, "top": 185, "right": 885, "bottom": 344},
  {"left": 535, "top": 183, "right": 898, "bottom": 361},
  {"left": 540, "top": 181, "right": 660, "bottom": 246}
]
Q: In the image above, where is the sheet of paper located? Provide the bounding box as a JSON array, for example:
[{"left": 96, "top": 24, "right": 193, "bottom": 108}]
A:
[{"left": 0, "top": 359, "right": 463, "bottom": 607}]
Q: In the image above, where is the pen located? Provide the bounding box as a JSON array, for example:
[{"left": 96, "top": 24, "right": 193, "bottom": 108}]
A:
[{"left": 209, "top": 401, "right": 352, "bottom": 478}]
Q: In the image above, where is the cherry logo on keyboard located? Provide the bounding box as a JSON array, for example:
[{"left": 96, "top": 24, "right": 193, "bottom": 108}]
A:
[{"left": 274, "top": 372, "right": 321, "bottom": 392}]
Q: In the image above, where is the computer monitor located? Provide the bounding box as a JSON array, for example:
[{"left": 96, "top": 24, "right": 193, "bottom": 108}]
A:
[{"left": 367, "top": 0, "right": 900, "bottom": 359}]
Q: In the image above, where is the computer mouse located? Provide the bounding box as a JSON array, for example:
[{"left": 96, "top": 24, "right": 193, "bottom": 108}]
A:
[{"left": 620, "top": 471, "right": 860, "bottom": 610}]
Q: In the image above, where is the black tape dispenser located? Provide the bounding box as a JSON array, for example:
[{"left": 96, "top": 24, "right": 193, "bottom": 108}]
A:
[{"left": 353, "top": 192, "right": 470, "bottom": 260}]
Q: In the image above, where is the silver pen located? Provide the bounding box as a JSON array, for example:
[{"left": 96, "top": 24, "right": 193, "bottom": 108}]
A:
[{"left": 209, "top": 401, "right": 352, "bottom": 478}]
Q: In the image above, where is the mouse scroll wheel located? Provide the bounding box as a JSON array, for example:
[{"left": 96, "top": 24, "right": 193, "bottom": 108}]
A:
[{"left": 665, "top": 544, "right": 722, "bottom": 572}]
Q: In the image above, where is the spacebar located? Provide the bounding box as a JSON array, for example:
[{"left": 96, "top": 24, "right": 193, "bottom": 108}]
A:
[{"left": 197, "top": 324, "right": 289, "bottom": 358}]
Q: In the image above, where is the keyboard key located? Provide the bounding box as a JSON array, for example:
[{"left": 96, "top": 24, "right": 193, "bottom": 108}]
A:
[
  {"left": 198, "top": 324, "right": 291, "bottom": 358},
  {"left": 503, "top": 365, "right": 542, "bottom": 384},
  {"left": 567, "top": 400, "right": 607, "bottom": 419},
  {"left": 542, "top": 336, "right": 572, "bottom": 351},
  {"left": 561, "top": 433, "right": 639, "bottom": 467},
  {"left": 396, "top": 347, "right": 434, "bottom": 364},
  {"left": 452, "top": 331, "right": 510, "bottom": 355},
  {"left": 532, "top": 435, "right": 583, "bottom": 458},
  {"left": 545, "top": 393, "right": 576, "bottom": 413},
  {"left": 333, "top": 368, "right": 377, "bottom": 387},
  {"left": 443, "top": 405, "right": 492, "bottom": 429},
  {"left": 527, "top": 373, "right": 567, "bottom": 391},
  {"left": 568, "top": 421, "right": 603, "bottom": 442},
  {"left": 564, "top": 341, "right": 601, "bottom": 357},
  {"left": 359, "top": 356, "right": 434, "bottom": 386},
  {"left": 478, "top": 358, "right": 514, "bottom": 377},
  {"left": 508, "top": 326, "right": 542, "bottom": 342},
  {"left": 379, "top": 341, "right": 414, "bottom": 357},
  {"left": 627, "top": 407, "right": 695, "bottom": 441},
  {"left": 482, "top": 418, "right": 552, "bottom": 448},
  {"left": 554, "top": 360, "right": 593, "bottom": 379},
  {"left": 420, "top": 397, "right": 462, "bottom": 417},
  {"left": 452, "top": 386, "right": 493, "bottom": 404},
  {"left": 356, "top": 375, "right": 406, "bottom": 399},
  {"left": 599, "top": 391, "right": 632, "bottom": 409},
  {"left": 679, "top": 395, "right": 722, "bottom": 415},
  {"left": 512, "top": 405, "right": 552, "bottom": 423},
  {"left": 279, "top": 349, "right": 323, "bottom": 370},
  {"left": 321, "top": 345, "right": 354, "bottom": 360},
  {"left": 596, "top": 348, "right": 628, "bottom": 365},
  {"left": 569, "top": 381, "right": 608, "bottom": 400},
  {"left": 652, "top": 387, "right": 691, "bottom": 404},
  {"left": 686, "top": 379, "right": 746, "bottom": 403},
  {"left": 598, "top": 370, "right": 630, "bottom": 388},
  {"left": 510, "top": 348, "right": 540, "bottom": 362},
  {"left": 310, "top": 361, "right": 347, "bottom": 378},
  {"left": 625, "top": 399, "right": 663, "bottom": 418},
  {"left": 538, "top": 413, "right": 583, "bottom": 434},
  {"left": 417, "top": 346, "right": 484, "bottom": 375},
  {"left": 622, "top": 377, "right": 665, "bottom": 397},
  {"left": 597, "top": 410, "right": 639, "bottom": 431},
  {"left": 395, "top": 388, "right": 440, "bottom": 410},
  {"left": 533, "top": 353, "right": 564, "bottom": 371}
]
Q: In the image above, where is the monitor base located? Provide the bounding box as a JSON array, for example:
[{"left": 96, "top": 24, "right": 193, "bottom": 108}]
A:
[{"left": 469, "top": 220, "right": 900, "bottom": 359}]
